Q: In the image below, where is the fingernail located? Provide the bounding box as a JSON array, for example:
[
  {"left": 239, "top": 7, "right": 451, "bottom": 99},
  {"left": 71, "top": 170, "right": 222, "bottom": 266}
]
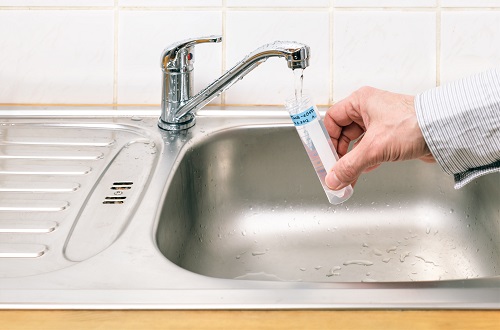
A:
[{"left": 326, "top": 171, "right": 343, "bottom": 190}]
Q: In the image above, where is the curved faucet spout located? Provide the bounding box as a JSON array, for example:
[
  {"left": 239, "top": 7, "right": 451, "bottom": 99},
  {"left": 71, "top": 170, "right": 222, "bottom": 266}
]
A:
[
  {"left": 158, "top": 39, "right": 311, "bottom": 131},
  {"left": 174, "top": 41, "right": 310, "bottom": 121}
]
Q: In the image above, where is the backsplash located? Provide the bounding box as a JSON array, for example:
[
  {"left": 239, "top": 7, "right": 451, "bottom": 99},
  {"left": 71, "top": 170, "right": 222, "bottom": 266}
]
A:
[{"left": 1, "top": 0, "right": 500, "bottom": 107}]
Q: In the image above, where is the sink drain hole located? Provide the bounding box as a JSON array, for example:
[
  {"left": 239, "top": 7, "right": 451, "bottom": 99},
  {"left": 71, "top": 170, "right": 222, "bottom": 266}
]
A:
[
  {"left": 103, "top": 182, "right": 133, "bottom": 204},
  {"left": 103, "top": 196, "right": 127, "bottom": 204},
  {"left": 112, "top": 181, "right": 133, "bottom": 186},
  {"left": 111, "top": 182, "right": 132, "bottom": 190},
  {"left": 102, "top": 200, "right": 124, "bottom": 204},
  {"left": 104, "top": 196, "right": 126, "bottom": 200}
]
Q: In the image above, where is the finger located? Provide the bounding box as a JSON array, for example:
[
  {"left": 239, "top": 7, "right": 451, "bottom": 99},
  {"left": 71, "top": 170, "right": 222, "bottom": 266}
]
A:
[
  {"left": 419, "top": 154, "right": 436, "bottom": 163},
  {"left": 325, "top": 135, "right": 377, "bottom": 190},
  {"left": 336, "top": 123, "right": 365, "bottom": 156},
  {"left": 363, "top": 164, "right": 381, "bottom": 173},
  {"left": 324, "top": 93, "right": 362, "bottom": 139}
]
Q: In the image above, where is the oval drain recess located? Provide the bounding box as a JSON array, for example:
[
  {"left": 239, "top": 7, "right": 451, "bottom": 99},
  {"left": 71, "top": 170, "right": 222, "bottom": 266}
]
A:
[{"left": 64, "top": 140, "right": 157, "bottom": 262}]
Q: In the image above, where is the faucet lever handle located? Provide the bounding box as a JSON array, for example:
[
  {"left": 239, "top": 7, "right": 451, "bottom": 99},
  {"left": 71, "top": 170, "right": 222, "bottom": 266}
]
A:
[{"left": 161, "top": 35, "right": 222, "bottom": 70}]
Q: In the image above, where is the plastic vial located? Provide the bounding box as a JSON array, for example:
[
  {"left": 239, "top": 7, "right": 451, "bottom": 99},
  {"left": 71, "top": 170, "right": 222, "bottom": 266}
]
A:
[{"left": 285, "top": 94, "right": 353, "bottom": 204}]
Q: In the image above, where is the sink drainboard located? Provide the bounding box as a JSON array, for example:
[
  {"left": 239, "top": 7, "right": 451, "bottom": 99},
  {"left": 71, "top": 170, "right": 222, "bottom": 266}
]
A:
[{"left": 0, "top": 122, "right": 158, "bottom": 277}]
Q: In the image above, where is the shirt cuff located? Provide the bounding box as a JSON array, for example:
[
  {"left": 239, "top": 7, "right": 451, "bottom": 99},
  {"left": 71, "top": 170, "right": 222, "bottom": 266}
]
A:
[{"left": 414, "top": 69, "right": 500, "bottom": 189}]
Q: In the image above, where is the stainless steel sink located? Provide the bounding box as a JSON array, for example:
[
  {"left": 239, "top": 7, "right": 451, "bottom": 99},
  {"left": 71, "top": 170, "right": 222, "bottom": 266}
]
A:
[
  {"left": 0, "top": 108, "right": 498, "bottom": 309},
  {"left": 156, "top": 125, "right": 500, "bottom": 283}
]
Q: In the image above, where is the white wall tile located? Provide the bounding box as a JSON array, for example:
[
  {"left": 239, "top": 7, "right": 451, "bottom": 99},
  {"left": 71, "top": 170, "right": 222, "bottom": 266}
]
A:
[
  {"left": 441, "top": 0, "right": 500, "bottom": 7},
  {"left": 225, "top": 10, "right": 330, "bottom": 105},
  {"left": 1, "top": 2, "right": 499, "bottom": 107},
  {"left": 334, "top": 0, "right": 436, "bottom": 7},
  {"left": 117, "top": 10, "right": 222, "bottom": 104},
  {"left": 0, "top": 0, "right": 113, "bottom": 6},
  {"left": 119, "top": 0, "right": 222, "bottom": 7},
  {"left": 227, "top": 0, "right": 329, "bottom": 7},
  {"left": 0, "top": 10, "right": 114, "bottom": 104},
  {"left": 333, "top": 11, "right": 436, "bottom": 101},
  {"left": 441, "top": 11, "right": 500, "bottom": 84}
]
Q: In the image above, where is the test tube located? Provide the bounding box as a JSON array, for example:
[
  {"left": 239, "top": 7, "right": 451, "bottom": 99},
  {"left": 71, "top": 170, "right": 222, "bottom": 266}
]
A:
[{"left": 285, "top": 94, "right": 353, "bottom": 204}]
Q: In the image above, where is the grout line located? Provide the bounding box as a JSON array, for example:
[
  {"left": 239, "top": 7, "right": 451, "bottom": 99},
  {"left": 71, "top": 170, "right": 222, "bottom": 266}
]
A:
[
  {"left": 331, "top": 7, "right": 438, "bottom": 12},
  {"left": 436, "top": 0, "right": 441, "bottom": 87},
  {"left": 221, "top": 0, "right": 227, "bottom": 105},
  {"left": 1, "top": 6, "right": 500, "bottom": 11},
  {"left": 113, "top": 0, "right": 119, "bottom": 105},
  {"left": 0, "top": 6, "right": 115, "bottom": 10},
  {"left": 329, "top": 0, "right": 335, "bottom": 105},
  {"left": 223, "top": 7, "right": 328, "bottom": 12},
  {"left": 117, "top": 6, "right": 222, "bottom": 11}
]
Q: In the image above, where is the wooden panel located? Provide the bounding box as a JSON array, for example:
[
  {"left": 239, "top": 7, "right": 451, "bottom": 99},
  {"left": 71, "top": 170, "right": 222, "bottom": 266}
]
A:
[{"left": 1, "top": 311, "right": 499, "bottom": 330}]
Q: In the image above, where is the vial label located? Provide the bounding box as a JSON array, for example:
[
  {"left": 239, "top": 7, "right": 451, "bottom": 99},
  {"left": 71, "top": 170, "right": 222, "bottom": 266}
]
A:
[{"left": 290, "top": 106, "right": 317, "bottom": 126}]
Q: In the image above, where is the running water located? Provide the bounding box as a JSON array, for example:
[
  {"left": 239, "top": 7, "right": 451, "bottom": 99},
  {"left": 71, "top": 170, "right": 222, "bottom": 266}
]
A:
[{"left": 294, "top": 69, "right": 304, "bottom": 101}]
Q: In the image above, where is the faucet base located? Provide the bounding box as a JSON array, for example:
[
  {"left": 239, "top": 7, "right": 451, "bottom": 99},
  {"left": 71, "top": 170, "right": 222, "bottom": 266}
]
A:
[{"left": 158, "top": 113, "right": 196, "bottom": 131}]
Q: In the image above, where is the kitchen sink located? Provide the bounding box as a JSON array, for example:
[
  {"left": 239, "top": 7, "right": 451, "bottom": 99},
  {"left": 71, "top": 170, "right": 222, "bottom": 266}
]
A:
[
  {"left": 0, "top": 108, "right": 498, "bottom": 309},
  {"left": 156, "top": 125, "right": 500, "bottom": 283}
]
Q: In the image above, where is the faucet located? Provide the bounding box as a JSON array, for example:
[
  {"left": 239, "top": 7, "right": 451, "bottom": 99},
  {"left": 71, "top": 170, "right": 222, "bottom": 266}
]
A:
[{"left": 158, "top": 35, "right": 311, "bottom": 131}]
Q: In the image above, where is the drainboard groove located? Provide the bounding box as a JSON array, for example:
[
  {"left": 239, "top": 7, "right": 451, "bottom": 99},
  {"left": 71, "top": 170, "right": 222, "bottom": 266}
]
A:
[
  {"left": 0, "top": 153, "right": 104, "bottom": 161},
  {"left": 0, "top": 243, "right": 47, "bottom": 258},
  {"left": 0, "top": 220, "right": 58, "bottom": 233},
  {"left": 0, "top": 164, "right": 92, "bottom": 176},
  {"left": 0, "top": 181, "right": 80, "bottom": 193},
  {"left": 0, "top": 138, "right": 115, "bottom": 147},
  {"left": 0, "top": 200, "right": 69, "bottom": 212}
]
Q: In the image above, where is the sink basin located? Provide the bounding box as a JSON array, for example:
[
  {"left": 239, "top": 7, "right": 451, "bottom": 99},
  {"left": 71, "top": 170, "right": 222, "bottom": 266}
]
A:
[
  {"left": 157, "top": 125, "right": 500, "bottom": 283},
  {"left": 0, "top": 108, "right": 498, "bottom": 309}
]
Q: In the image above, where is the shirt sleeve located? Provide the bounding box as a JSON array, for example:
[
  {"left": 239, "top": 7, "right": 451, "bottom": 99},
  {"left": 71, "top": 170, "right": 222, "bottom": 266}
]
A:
[{"left": 414, "top": 68, "right": 500, "bottom": 189}]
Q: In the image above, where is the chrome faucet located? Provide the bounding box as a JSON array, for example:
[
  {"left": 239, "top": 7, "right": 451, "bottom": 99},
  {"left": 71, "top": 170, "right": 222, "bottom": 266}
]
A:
[{"left": 158, "top": 35, "right": 311, "bottom": 131}]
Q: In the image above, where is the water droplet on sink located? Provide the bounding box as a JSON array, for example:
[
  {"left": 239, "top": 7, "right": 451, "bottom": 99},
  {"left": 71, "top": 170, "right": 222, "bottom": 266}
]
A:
[
  {"left": 415, "top": 255, "right": 439, "bottom": 266},
  {"left": 131, "top": 116, "right": 142, "bottom": 121},
  {"left": 386, "top": 246, "right": 397, "bottom": 253},
  {"left": 252, "top": 251, "right": 266, "bottom": 256},
  {"left": 343, "top": 260, "right": 373, "bottom": 266},
  {"left": 326, "top": 268, "right": 341, "bottom": 277},
  {"left": 399, "top": 252, "right": 410, "bottom": 262}
]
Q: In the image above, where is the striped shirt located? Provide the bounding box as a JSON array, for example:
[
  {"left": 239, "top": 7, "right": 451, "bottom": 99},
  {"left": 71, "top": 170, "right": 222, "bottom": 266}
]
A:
[{"left": 415, "top": 68, "right": 500, "bottom": 189}]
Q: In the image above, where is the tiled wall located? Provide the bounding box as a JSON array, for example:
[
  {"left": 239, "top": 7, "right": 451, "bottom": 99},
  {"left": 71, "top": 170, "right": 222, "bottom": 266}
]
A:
[{"left": 1, "top": 0, "right": 500, "bottom": 107}]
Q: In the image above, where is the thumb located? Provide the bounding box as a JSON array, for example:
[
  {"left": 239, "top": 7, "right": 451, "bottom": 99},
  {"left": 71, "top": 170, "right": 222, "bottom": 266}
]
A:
[{"left": 325, "top": 137, "right": 375, "bottom": 190}]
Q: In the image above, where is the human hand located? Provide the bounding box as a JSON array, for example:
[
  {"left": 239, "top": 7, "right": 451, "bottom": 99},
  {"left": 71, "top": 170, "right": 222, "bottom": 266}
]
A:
[{"left": 324, "top": 86, "right": 435, "bottom": 190}]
